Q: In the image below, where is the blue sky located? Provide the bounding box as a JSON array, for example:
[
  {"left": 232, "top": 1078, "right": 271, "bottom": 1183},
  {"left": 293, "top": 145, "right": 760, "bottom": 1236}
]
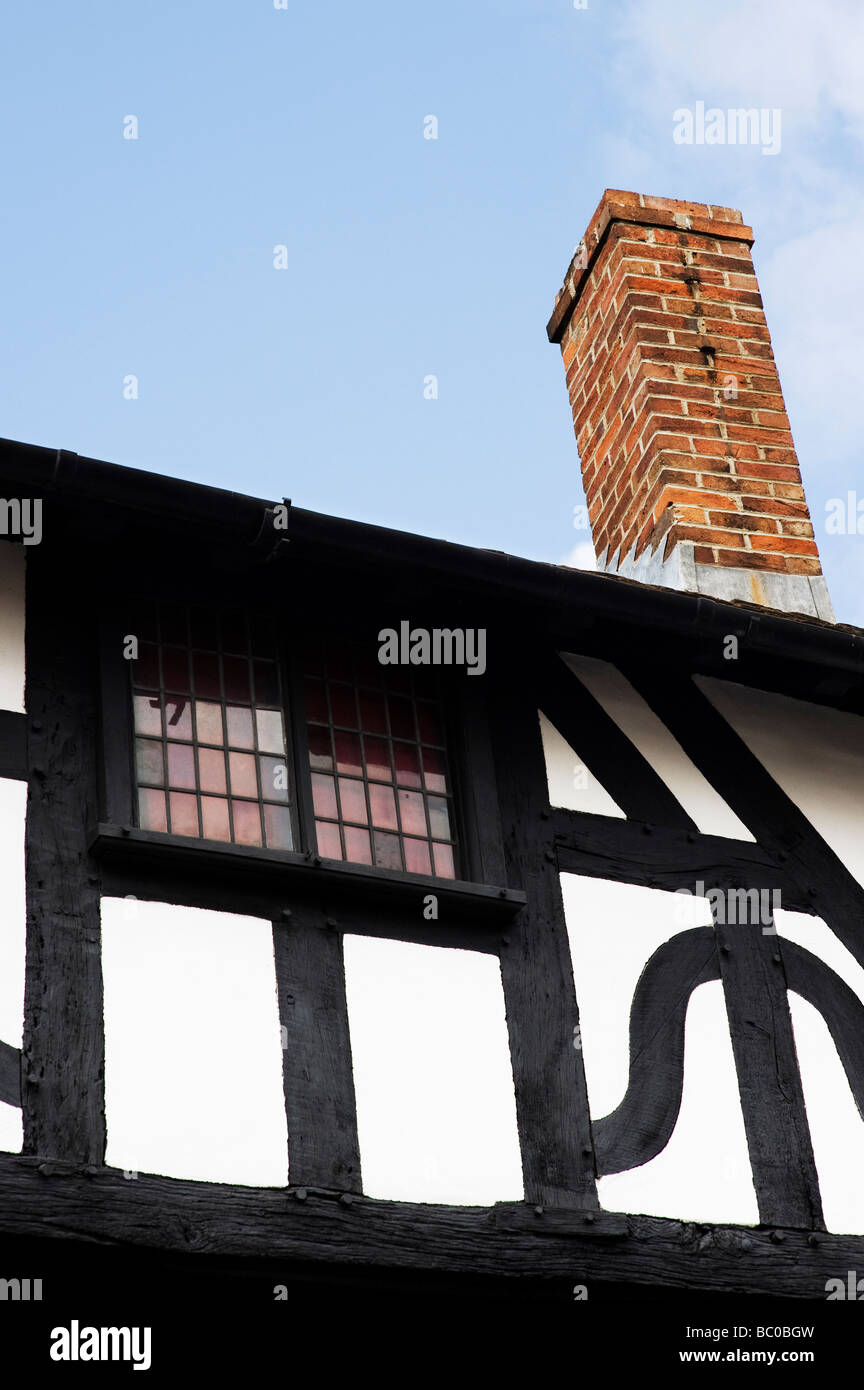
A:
[{"left": 3, "top": 0, "right": 863, "bottom": 620}]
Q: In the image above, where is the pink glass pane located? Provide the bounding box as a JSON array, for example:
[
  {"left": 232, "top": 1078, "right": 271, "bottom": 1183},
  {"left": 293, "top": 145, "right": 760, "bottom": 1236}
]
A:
[
  {"left": 253, "top": 661, "right": 278, "bottom": 705},
  {"left": 329, "top": 684, "right": 358, "bottom": 729},
  {"left": 421, "top": 746, "right": 447, "bottom": 794},
  {"left": 263, "top": 804, "right": 293, "bottom": 849},
  {"left": 232, "top": 800, "right": 262, "bottom": 846},
  {"left": 163, "top": 697, "right": 192, "bottom": 740},
  {"left": 226, "top": 705, "right": 255, "bottom": 749},
  {"left": 256, "top": 709, "right": 285, "bottom": 754},
  {"left": 363, "top": 736, "right": 392, "bottom": 782},
  {"left": 229, "top": 751, "right": 258, "bottom": 798},
  {"left": 259, "top": 755, "right": 289, "bottom": 803},
  {"left": 135, "top": 643, "right": 159, "bottom": 689},
  {"left": 344, "top": 826, "right": 372, "bottom": 864},
  {"left": 369, "top": 784, "right": 398, "bottom": 830},
  {"left": 404, "top": 837, "right": 432, "bottom": 875},
  {"left": 398, "top": 789, "right": 427, "bottom": 837},
  {"left": 196, "top": 701, "right": 224, "bottom": 745},
  {"left": 138, "top": 788, "right": 167, "bottom": 832},
  {"left": 308, "top": 725, "right": 333, "bottom": 771},
  {"left": 393, "top": 742, "right": 422, "bottom": 788},
  {"left": 334, "top": 731, "right": 363, "bottom": 776},
  {"left": 417, "top": 702, "right": 443, "bottom": 745},
  {"left": 135, "top": 738, "right": 164, "bottom": 786},
  {"left": 162, "top": 647, "right": 191, "bottom": 693},
  {"left": 193, "top": 652, "right": 220, "bottom": 698},
  {"left": 201, "top": 796, "right": 231, "bottom": 841},
  {"left": 315, "top": 820, "right": 343, "bottom": 859},
  {"left": 358, "top": 690, "right": 387, "bottom": 733},
  {"left": 305, "top": 678, "right": 328, "bottom": 723},
  {"left": 427, "top": 796, "right": 451, "bottom": 842},
  {"left": 373, "top": 831, "right": 402, "bottom": 870},
  {"left": 311, "top": 773, "right": 338, "bottom": 819},
  {"left": 338, "top": 778, "right": 368, "bottom": 825},
  {"left": 167, "top": 743, "right": 196, "bottom": 789},
  {"left": 169, "top": 792, "right": 199, "bottom": 837},
  {"left": 133, "top": 694, "right": 162, "bottom": 738},
  {"left": 198, "top": 747, "right": 227, "bottom": 795},
  {"left": 432, "top": 842, "right": 455, "bottom": 879},
  {"left": 388, "top": 696, "right": 414, "bottom": 740}
]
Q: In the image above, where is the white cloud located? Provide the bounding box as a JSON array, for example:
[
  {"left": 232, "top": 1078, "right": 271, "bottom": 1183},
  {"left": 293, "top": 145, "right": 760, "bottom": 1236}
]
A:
[{"left": 561, "top": 540, "right": 597, "bottom": 570}]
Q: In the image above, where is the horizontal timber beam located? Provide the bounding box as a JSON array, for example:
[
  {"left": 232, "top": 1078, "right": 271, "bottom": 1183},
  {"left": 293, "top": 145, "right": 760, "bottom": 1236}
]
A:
[{"left": 0, "top": 1154, "right": 857, "bottom": 1299}]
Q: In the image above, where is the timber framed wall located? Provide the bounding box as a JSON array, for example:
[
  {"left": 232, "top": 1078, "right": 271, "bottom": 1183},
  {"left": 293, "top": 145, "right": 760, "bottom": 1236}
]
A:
[{"left": 2, "top": 445, "right": 864, "bottom": 1301}]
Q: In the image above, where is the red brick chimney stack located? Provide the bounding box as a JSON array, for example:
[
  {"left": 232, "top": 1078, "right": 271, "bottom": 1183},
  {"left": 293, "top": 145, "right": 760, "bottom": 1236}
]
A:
[{"left": 548, "top": 190, "right": 832, "bottom": 620}]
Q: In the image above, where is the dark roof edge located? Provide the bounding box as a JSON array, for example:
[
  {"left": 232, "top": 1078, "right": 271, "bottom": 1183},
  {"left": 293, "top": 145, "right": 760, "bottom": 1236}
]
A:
[{"left": 2, "top": 436, "right": 862, "bottom": 680}]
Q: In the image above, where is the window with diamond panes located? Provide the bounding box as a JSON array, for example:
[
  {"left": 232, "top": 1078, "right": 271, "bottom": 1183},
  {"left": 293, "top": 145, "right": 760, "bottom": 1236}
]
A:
[
  {"left": 129, "top": 603, "right": 294, "bottom": 850},
  {"left": 303, "top": 642, "right": 458, "bottom": 878}
]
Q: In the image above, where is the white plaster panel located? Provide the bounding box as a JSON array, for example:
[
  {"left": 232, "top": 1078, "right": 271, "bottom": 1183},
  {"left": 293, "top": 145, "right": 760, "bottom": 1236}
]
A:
[
  {"left": 0, "top": 542, "right": 25, "bottom": 713},
  {"left": 561, "top": 873, "right": 758, "bottom": 1225},
  {"left": 538, "top": 710, "right": 625, "bottom": 817},
  {"left": 697, "top": 676, "right": 864, "bottom": 889},
  {"left": 101, "top": 898, "right": 288, "bottom": 1186},
  {"left": 562, "top": 653, "right": 753, "bottom": 839},
  {"left": 343, "top": 937, "right": 523, "bottom": 1205}
]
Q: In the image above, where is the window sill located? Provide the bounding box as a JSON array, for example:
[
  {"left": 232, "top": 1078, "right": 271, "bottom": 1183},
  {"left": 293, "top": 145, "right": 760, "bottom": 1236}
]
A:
[{"left": 90, "top": 824, "right": 527, "bottom": 923}]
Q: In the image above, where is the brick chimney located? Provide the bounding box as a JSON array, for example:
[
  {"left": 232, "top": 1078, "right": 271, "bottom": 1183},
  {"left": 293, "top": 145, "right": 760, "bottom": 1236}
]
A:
[{"left": 548, "top": 190, "right": 833, "bottom": 620}]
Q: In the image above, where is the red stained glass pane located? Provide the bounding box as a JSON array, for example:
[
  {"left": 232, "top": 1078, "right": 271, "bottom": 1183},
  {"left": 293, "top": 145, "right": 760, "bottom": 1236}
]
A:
[
  {"left": 169, "top": 792, "right": 199, "bottom": 837},
  {"left": 422, "top": 746, "right": 447, "bottom": 794},
  {"left": 334, "top": 731, "right": 363, "bottom": 776},
  {"left": 248, "top": 612, "right": 275, "bottom": 658},
  {"left": 354, "top": 652, "right": 384, "bottom": 688},
  {"left": 226, "top": 705, "right": 255, "bottom": 749},
  {"left": 417, "top": 702, "right": 443, "bottom": 745},
  {"left": 259, "top": 755, "right": 290, "bottom": 803},
  {"left": 253, "top": 661, "right": 278, "bottom": 705},
  {"left": 222, "top": 655, "right": 251, "bottom": 703},
  {"left": 329, "top": 684, "right": 358, "bottom": 729},
  {"left": 338, "top": 777, "right": 368, "bottom": 825},
  {"left": 127, "top": 602, "right": 158, "bottom": 645},
  {"left": 363, "top": 736, "right": 392, "bottom": 782},
  {"left": 231, "top": 800, "right": 262, "bottom": 846},
  {"left": 263, "top": 804, "right": 293, "bottom": 850},
  {"left": 229, "top": 751, "right": 258, "bottom": 798},
  {"left": 315, "top": 820, "right": 343, "bottom": 859},
  {"left": 358, "top": 690, "right": 387, "bottom": 733},
  {"left": 256, "top": 709, "right": 285, "bottom": 754},
  {"left": 201, "top": 796, "right": 231, "bottom": 841},
  {"left": 388, "top": 696, "right": 415, "bottom": 740},
  {"left": 404, "top": 837, "right": 432, "bottom": 875},
  {"left": 427, "top": 796, "right": 451, "bottom": 841},
  {"left": 221, "top": 613, "right": 248, "bottom": 655},
  {"left": 304, "top": 679, "right": 328, "bottom": 724},
  {"left": 135, "top": 643, "right": 159, "bottom": 690},
  {"left": 302, "top": 641, "right": 325, "bottom": 677},
  {"left": 398, "top": 789, "right": 427, "bottom": 837},
  {"left": 344, "top": 825, "right": 372, "bottom": 864},
  {"left": 393, "top": 742, "right": 422, "bottom": 788},
  {"left": 133, "top": 694, "right": 162, "bottom": 738},
  {"left": 311, "top": 773, "right": 338, "bottom": 819},
  {"left": 308, "top": 725, "right": 333, "bottom": 771},
  {"left": 163, "top": 696, "right": 192, "bottom": 740},
  {"left": 432, "top": 842, "right": 455, "bottom": 879},
  {"left": 162, "top": 647, "right": 191, "bottom": 693},
  {"left": 385, "top": 664, "right": 411, "bottom": 693},
  {"left": 136, "top": 738, "right": 164, "bottom": 786},
  {"left": 193, "top": 652, "right": 221, "bottom": 698},
  {"left": 189, "top": 608, "right": 220, "bottom": 650},
  {"left": 326, "top": 650, "right": 354, "bottom": 684},
  {"left": 373, "top": 830, "right": 402, "bottom": 870},
  {"left": 138, "top": 788, "right": 167, "bottom": 832},
  {"left": 369, "top": 783, "right": 398, "bottom": 830},
  {"left": 160, "top": 606, "right": 187, "bottom": 646},
  {"left": 167, "top": 742, "right": 196, "bottom": 790},
  {"left": 196, "top": 701, "right": 224, "bottom": 745},
  {"left": 198, "top": 747, "right": 227, "bottom": 795}
]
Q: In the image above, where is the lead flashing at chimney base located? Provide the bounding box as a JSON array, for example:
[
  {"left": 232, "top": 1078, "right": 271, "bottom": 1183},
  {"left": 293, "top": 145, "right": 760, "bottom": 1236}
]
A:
[{"left": 551, "top": 189, "right": 834, "bottom": 622}]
